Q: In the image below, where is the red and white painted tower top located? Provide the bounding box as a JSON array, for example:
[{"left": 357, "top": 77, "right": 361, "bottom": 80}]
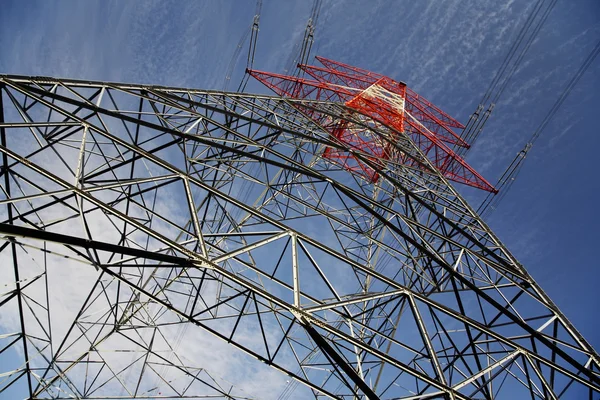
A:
[{"left": 250, "top": 57, "right": 496, "bottom": 192}]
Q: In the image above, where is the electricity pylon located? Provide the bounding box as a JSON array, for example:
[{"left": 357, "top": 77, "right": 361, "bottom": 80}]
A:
[{"left": 0, "top": 65, "right": 598, "bottom": 400}]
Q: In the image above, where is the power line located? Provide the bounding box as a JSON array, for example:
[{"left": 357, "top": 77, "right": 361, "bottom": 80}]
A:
[
  {"left": 458, "top": 0, "right": 557, "bottom": 157},
  {"left": 478, "top": 37, "right": 600, "bottom": 218},
  {"left": 282, "top": 0, "right": 322, "bottom": 78},
  {"left": 491, "top": 0, "right": 558, "bottom": 105},
  {"left": 221, "top": 0, "right": 262, "bottom": 92},
  {"left": 237, "top": 0, "right": 262, "bottom": 93},
  {"left": 480, "top": 0, "right": 547, "bottom": 106}
]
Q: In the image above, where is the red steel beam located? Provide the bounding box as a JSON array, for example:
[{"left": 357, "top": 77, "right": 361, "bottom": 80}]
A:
[
  {"left": 248, "top": 65, "right": 496, "bottom": 193},
  {"left": 298, "top": 63, "right": 469, "bottom": 148}
]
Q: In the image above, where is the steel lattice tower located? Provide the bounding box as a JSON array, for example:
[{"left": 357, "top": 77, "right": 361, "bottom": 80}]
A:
[{"left": 0, "top": 58, "right": 598, "bottom": 400}]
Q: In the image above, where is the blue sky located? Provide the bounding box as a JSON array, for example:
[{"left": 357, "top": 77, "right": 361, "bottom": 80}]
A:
[{"left": 1, "top": 0, "right": 599, "bottom": 396}]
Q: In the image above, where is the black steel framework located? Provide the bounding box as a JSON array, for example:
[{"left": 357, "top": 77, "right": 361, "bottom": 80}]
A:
[{"left": 0, "top": 75, "right": 598, "bottom": 399}]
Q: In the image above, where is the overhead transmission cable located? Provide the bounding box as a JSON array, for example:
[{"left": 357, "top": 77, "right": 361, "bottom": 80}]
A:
[
  {"left": 236, "top": 2, "right": 262, "bottom": 93},
  {"left": 283, "top": 0, "right": 322, "bottom": 79},
  {"left": 480, "top": 0, "right": 548, "bottom": 106},
  {"left": 221, "top": 0, "right": 262, "bottom": 92},
  {"left": 457, "top": 0, "right": 557, "bottom": 158},
  {"left": 491, "top": 0, "right": 559, "bottom": 104},
  {"left": 223, "top": 25, "right": 252, "bottom": 91},
  {"left": 223, "top": 27, "right": 250, "bottom": 90},
  {"left": 477, "top": 37, "right": 600, "bottom": 219}
]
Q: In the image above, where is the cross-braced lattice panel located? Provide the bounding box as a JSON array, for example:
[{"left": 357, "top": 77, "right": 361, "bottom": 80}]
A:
[{"left": 0, "top": 76, "right": 598, "bottom": 399}]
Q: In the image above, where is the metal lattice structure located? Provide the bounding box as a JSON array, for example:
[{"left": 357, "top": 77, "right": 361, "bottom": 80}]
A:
[{"left": 0, "top": 70, "right": 598, "bottom": 400}]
